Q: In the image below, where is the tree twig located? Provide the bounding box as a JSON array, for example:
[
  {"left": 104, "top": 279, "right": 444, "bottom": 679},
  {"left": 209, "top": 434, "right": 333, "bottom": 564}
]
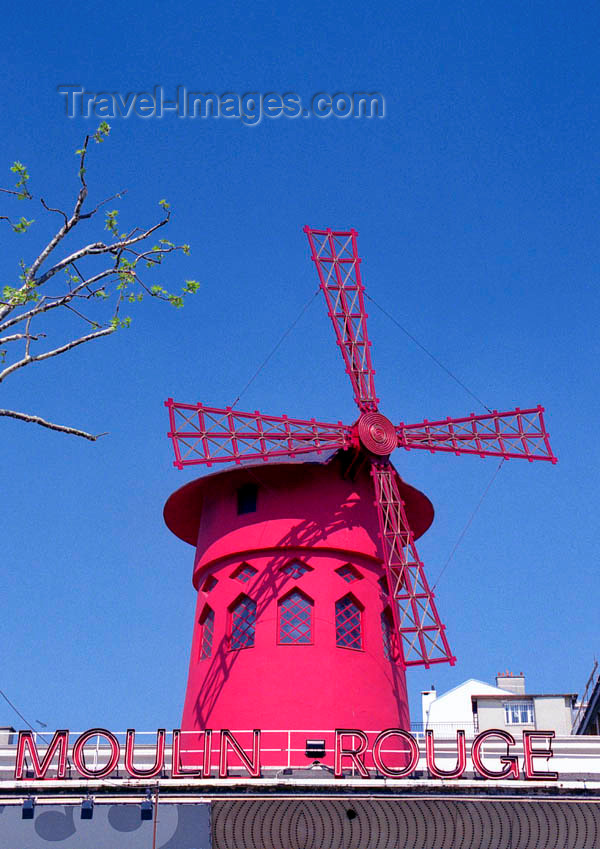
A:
[
  {"left": 0, "top": 325, "right": 116, "bottom": 384},
  {"left": 0, "top": 408, "right": 105, "bottom": 441}
]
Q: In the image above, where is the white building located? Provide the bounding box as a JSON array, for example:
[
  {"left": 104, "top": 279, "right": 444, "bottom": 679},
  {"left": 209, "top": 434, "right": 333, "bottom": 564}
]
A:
[{"left": 421, "top": 671, "right": 577, "bottom": 737}]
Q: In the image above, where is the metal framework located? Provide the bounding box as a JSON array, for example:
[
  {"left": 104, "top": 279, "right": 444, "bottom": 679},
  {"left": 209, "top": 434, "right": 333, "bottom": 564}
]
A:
[
  {"left": 166, "top": 226, "right": 556, "bottom": 668},
  {"left": 371, "top": 463, "right": 452, "bottom": 666}
]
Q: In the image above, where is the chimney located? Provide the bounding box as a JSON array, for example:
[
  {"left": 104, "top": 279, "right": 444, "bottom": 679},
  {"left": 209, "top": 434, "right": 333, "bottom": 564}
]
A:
[
  {"left": 421, "top": 686, "right": 437, "bottom": 727},
  {"left": 496, "top": 671, "right": 525, "bottom": 694}
]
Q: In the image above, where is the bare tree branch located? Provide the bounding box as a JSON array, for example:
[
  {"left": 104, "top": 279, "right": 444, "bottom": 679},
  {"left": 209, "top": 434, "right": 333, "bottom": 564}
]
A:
[
  {"left": 0, "top": 268, "right": 116, "bottom": 333},
  {"left": 0, "top": 325, "right": 116, "bottom": 384},
  {"left": 0, "top": 408, "right": 104, "bottom": 440},
  {"left": 32, "top": 216, "right": 168, "bottom": 289},
  {"left": 40, "top": 198, "right": 68, "bottom": 225},
  {"left": 0, "top": 331, "right": 45, "bottom": 346},
  {"left": 0, "top": 124, "right": 198, "bottom": 440},
  {"left": 79, "top": 189, "right": 127, "bottom": 220},
  {"left": 0, "top": 333, "right": 28, "bottom": 344}
]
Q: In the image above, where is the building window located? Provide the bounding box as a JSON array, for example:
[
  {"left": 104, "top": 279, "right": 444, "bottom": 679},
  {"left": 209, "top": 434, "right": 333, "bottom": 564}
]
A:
[
  {"left": 381, "top": 609, "right": 395, "bottom": 660},
  {"left": 279, "top": 590, "right": 313, "bottom": 645},
  {"left": 198, "top": 607, "right": 214, "bottom": 660},
  {"left": 202, "top": 575, "right": 218, "bottom": 593},
  {"left": 231, "top": 562, "right": 257, "bottom": 583},
  {"left": 335, "top": 595, "right": 363, "bottom": 650},
  {"left": 281, "top": 560, "right": 311, "bottom": 579},
  {"left": 230, "top": 595, "right": 256, "bottom": 650},
  {"left": 336, "top": 563, "right": 362, "bottom": 583},
  {"left": 237, "top": 483, "right": 258, "bottom": 515},
  {"left": 504, "top": 701, "right": 535, "bottom": 725}
]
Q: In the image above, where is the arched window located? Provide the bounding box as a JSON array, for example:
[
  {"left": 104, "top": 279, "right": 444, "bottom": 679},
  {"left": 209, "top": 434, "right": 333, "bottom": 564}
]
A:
[
  {"left": 230, "top": 595, "right": 256, "bottom": 650},
  {"left": 278, "top": 590, "right": 313, "bottom": 645},
  {"left": 198, "top": 606, "right": 214, "bottom": 660},
  {"left": 335, "top": 595, "right": 363, "bottom": 650},
  {"left": 381, "top": 608, "right": 395, "bottom": 661}
]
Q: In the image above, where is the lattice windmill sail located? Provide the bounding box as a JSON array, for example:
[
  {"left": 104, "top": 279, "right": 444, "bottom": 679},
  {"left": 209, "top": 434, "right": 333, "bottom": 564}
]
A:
[{"left": 166, "top": 227, "right": 556, "bottom": 669}]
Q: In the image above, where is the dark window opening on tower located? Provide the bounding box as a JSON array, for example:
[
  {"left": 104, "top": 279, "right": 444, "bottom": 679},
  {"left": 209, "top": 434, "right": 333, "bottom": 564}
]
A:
[
  {"left": 202, "top": 575, "right": 218, "bottom": 593},
  {"left": 281, "top": 560, "right": 311, "bottom": 579},
  {"left": 336, "top": 563, "right": 362, "bottom": 583},
  {"left": 381, "top": 608, "right": 396, "bottom": 661},
  {"left": 335, "top": 595, "right": 363, "bottom": 650},
  {"left": 230, "top": 595, "right": 256, "bottom": 650},
  {"left": 231, "top": 562, "right": 258, "bottom": 583},
  {"left": 198, "top": 606, "right": 215, "bottom": 660},
  {"left": 279, "top": 590, "right": 313, "bottom": 644},
  {"left": 237, "top": 483, "right": 258, "bottom": 515}
]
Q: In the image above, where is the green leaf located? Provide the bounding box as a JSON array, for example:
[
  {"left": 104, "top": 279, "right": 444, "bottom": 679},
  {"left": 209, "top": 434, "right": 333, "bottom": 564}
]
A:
[
  {"left": 10, "top": 161, "right": 31, "bottom": 199},
  {"left": 105, "top": 209, "right": 119, "bottom": 236},
  {"left": 12, "top": 216, "right": 34, "bottom": 233},
  {"left": 93, "top": 122, "right": 111, "bottom": 143}
]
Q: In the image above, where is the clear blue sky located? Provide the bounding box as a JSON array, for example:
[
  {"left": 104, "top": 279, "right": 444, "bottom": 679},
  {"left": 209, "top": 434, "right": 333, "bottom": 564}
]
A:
[{"left": 1, "top": 0, "right": 598, "bottom": 732}]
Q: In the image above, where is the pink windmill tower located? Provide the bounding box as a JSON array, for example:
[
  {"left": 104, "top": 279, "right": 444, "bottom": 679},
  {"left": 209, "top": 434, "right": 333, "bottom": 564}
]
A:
[{"left": 164, "top": 227, "right": 556, "bottom": 770}]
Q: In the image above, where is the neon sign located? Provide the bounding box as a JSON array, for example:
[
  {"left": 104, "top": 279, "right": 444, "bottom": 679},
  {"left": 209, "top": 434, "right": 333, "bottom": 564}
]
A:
[{"left": 13, "top": 728, "right": 558, "bottom": 781}]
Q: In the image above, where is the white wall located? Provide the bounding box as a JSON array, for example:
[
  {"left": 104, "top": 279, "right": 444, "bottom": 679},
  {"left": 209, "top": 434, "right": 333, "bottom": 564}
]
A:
[{"left": 423, "top": 679, "right": 512, "bottom": 731}]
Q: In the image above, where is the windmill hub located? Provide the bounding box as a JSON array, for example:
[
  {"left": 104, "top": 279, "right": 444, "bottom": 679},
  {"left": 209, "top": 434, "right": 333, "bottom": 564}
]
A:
[{"left": 357, "top": 411, "right": 397, "bottom": 456}]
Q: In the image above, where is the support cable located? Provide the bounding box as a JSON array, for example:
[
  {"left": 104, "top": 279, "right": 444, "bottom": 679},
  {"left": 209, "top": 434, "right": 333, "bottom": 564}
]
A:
[
  {"left": 431, "top": 459, "right": 505, "bottom": 590},
  {"left": 0, "top": 688, "right": 50, "bottom": 744},
  {"left": 364, "top": 293, "right": 493, "bottom": 413},
  {"left": 231, "top": 289, "right": 320, "bottom": 408}
]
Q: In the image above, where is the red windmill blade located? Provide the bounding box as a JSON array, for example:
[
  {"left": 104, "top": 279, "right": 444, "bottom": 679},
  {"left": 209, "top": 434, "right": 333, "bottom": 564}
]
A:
[
  {"left": 164, "top": 402, "right": 353, "bottom": 469},
  {"left": 304, "top": 226, "right": 378, "bottom": 413},
  {"left": 396, "top": 407, "right": 556, "bottom": 462},
  {"left": 165, "top": 226, "right": 557, "bottom": 669}
]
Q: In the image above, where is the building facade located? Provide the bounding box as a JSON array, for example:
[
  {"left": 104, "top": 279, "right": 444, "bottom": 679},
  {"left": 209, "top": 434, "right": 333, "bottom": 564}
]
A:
[{"left": 422, "top": 672, "right": 577, "bottom": 738}]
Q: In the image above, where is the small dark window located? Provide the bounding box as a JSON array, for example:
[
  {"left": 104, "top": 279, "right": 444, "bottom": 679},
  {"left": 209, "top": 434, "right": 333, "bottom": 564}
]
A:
[
  {"left": 279, "top": 590, "right": 313, "bottom": 644},
  {"left": 237, "top": 483, "right": 258, "bottom": 515},
  {"left": 335, "top": 595, "right": 363, "bottom": 650},
  {"left": 281, "top": 560, "right": 311, "bottom": 579},
  {"left": 198, "top": 607, "right": 215, "bottom": 660},
  {"left": 202, "top": 575, "right": 218, "bottom": 593},
  {"left": 336, "top": 564, "right": 362, "bottom": 583},
  {"left": 231, "top": 562, "right": 258, "bottom": 583},
  {"left": 381, "top": 609, "right": 395, "bottom": 661},
  {"left": 230, "top": 596, "right": 256, "bottom": 650}
]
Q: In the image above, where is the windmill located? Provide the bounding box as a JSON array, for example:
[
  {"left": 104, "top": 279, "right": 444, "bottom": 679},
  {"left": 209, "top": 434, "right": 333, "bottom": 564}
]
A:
[{"left": 163, "top": 227, "right": 556, "bottom": 764}]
